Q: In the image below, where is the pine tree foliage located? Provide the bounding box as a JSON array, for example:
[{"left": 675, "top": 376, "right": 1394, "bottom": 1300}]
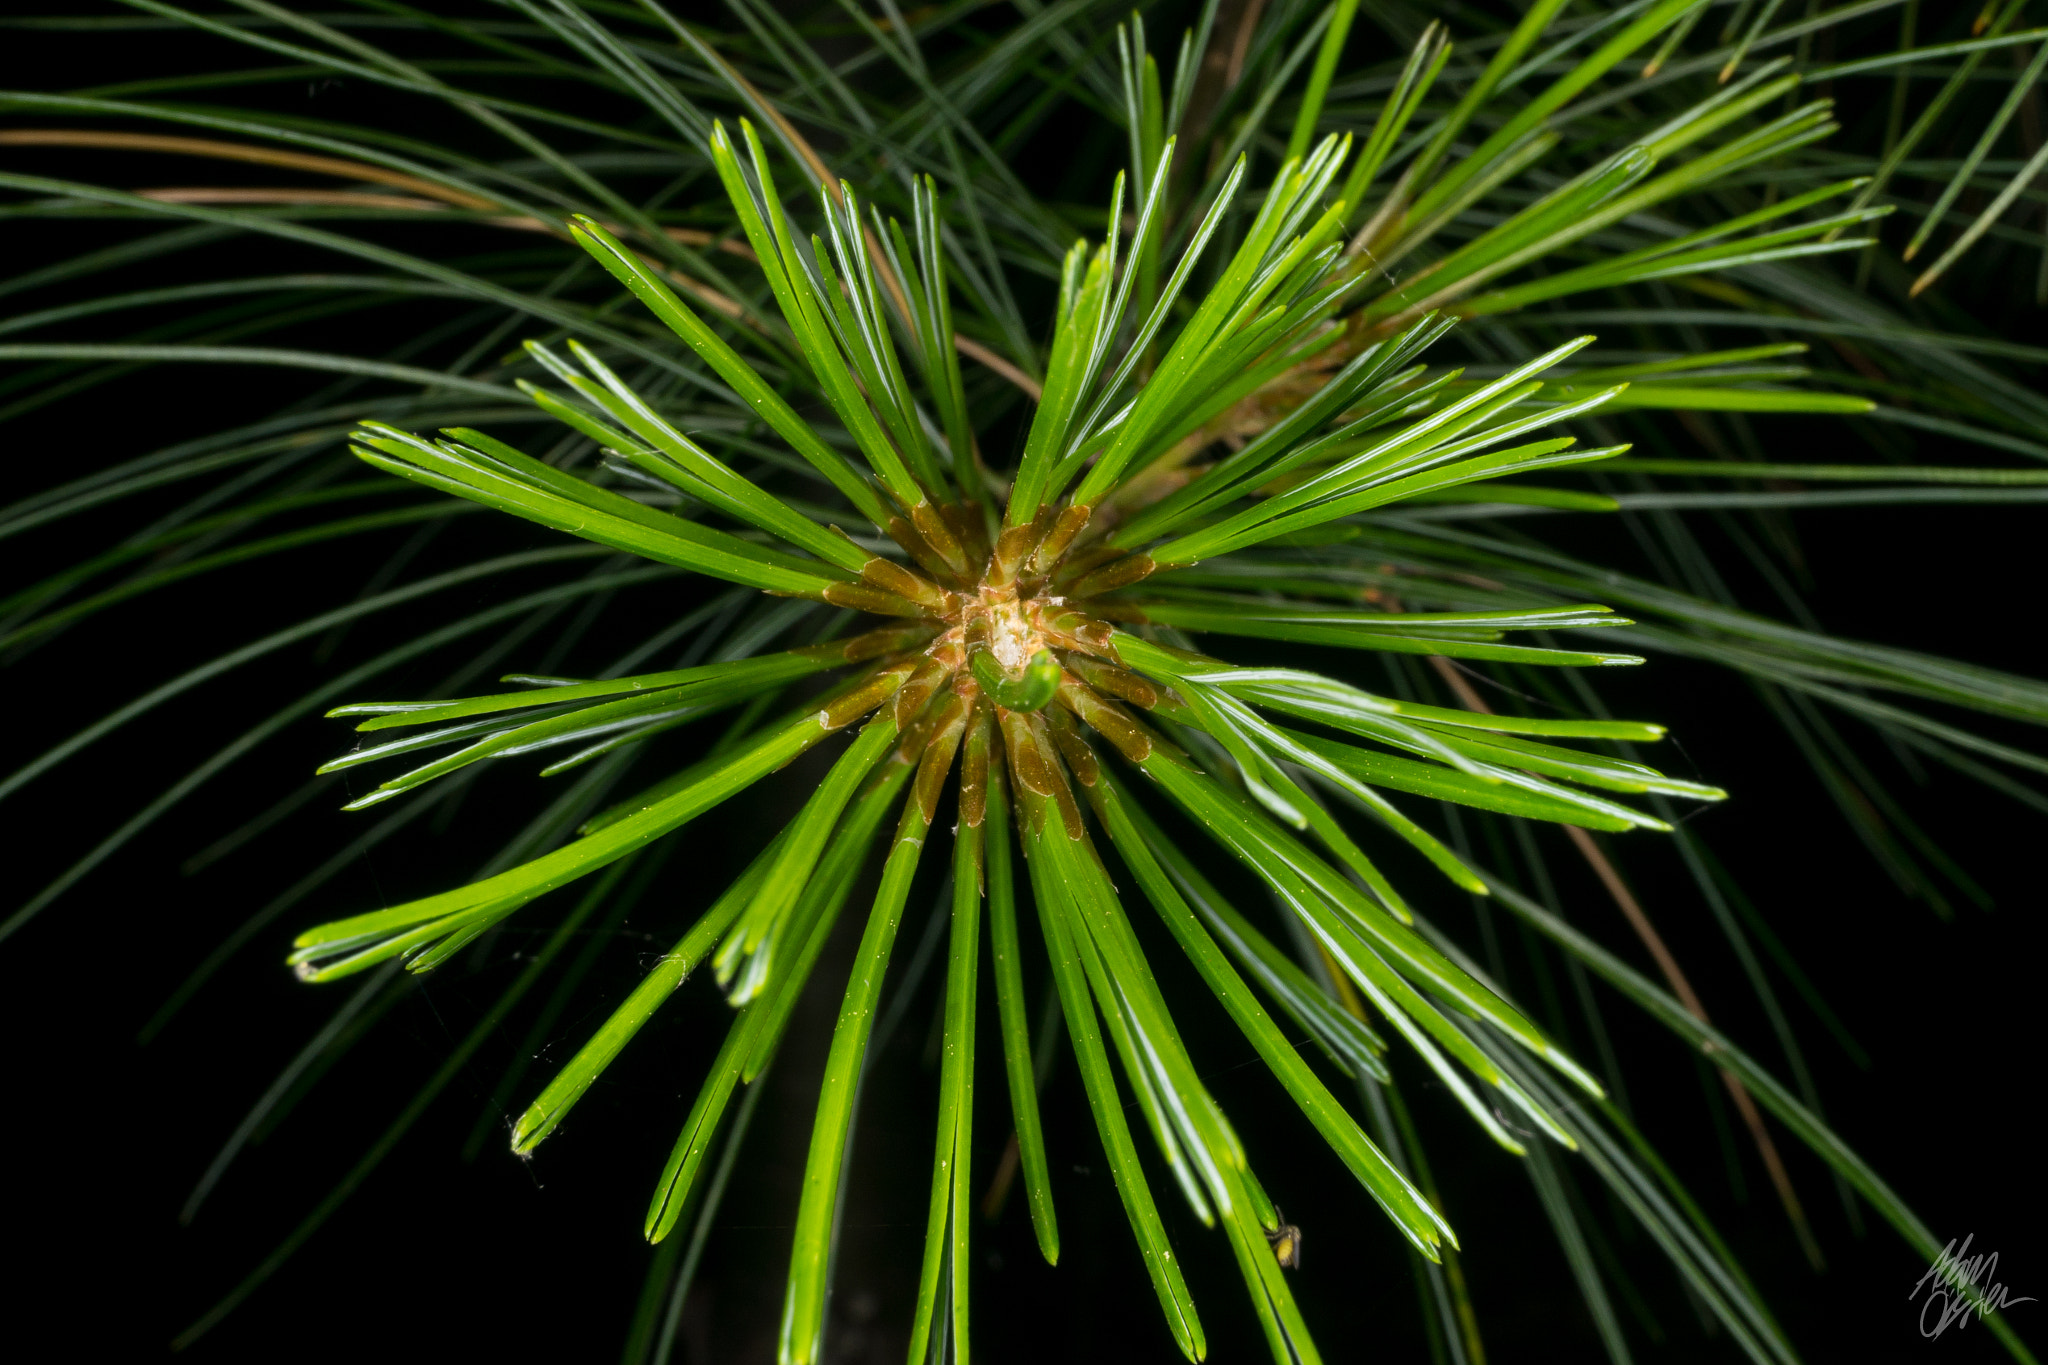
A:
[{"left": 2, "top": 2, "right": 2043, "bottom": 1361}]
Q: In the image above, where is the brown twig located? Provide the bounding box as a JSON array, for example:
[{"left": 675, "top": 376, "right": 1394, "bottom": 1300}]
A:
[
  {"left": 124, "top": 186, "right": 761, "bottom": 328},
  {"left": 681, "top": 40, "right": 918, "bottom": 323},
  {"left": 4, "top": 130, "right": 1043, "bottom": 397},
  {"left": 135, "top": 187, "right": 448, "bottom": 211},
  {"left": 622, "top": 48, "right": 1049, "bottom": 404},
  {"left": 1177, "top": 0, "right": 1268, "bottom": 160},
  {"left": 981, "top": 1132, "right": 1023, "bottom": 1219},
  {"left": 1224, "top": 0, "right": 1271, "bottom": 88},
  {"left": 1425, "top": 653, "right": 1825, "bottom": 1270},
  {"left": 129, "top": 186, "right": 761, "bottom": 260},
  {"left": 669, "top": 44, "right": 1046, "bottom": 424},
  {"left": 0, "top": 129, "right": 498, "bottom": 208},
  {"left": 955, "top": 335, "right": 1041, "bottom": 399}
]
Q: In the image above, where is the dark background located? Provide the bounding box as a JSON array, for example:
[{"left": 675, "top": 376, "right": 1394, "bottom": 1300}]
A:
[{"left": 1, "top": 6, "right": 2042, "bottom": 1362}]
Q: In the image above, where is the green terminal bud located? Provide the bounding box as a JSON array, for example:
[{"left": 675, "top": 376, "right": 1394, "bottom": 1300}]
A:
[{"left": 970, "top": 647, "right": 1062, "bottom": 712}]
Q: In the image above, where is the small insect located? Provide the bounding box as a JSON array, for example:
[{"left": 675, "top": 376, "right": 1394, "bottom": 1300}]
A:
[{"left": 1266, "top": 1210, "right": 1302, "bottom": 1270}]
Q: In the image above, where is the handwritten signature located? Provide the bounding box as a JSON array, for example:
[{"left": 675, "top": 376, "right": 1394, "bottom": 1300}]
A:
[{"left": 1909, "top": 1235, "right": 2035, "bottom": 1340}]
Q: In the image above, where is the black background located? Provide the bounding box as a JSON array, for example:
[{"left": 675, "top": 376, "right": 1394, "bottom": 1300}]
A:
[{"left": 1, "top": 6, "right": 2041, "bottom": 1362}]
